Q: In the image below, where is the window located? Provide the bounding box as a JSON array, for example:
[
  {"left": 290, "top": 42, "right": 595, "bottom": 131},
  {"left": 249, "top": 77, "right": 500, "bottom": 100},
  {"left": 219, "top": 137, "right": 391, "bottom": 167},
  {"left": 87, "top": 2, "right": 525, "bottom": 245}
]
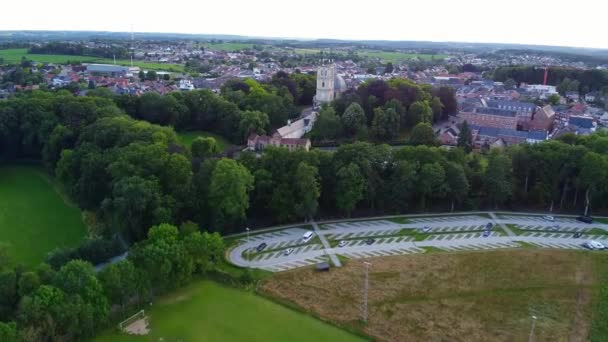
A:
[{"left": 322, "top": 82, "right": 325, "bottom": 87}]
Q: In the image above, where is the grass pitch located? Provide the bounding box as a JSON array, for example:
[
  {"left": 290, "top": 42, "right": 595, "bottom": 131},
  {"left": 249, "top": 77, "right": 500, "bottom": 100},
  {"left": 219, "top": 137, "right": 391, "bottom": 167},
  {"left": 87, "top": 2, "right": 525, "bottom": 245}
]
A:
[
  {"left": 94, "top": 280, "right": 364, "bottom": 342},
  {"left": 177, "top": 130, "right": 231, "bottom": 151},
  {"left": 0, "top": 165, "right": 87, "bottom": 266},
  {"left": 262, "top": 249, "right": 607, "bottom": 342}
]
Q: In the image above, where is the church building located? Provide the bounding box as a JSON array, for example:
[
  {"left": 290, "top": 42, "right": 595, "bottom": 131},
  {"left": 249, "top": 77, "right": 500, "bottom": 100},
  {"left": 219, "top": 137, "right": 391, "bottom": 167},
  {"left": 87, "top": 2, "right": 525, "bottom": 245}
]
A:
[{"left": 314, "top": 64, "right": 346, "bottom": 106}]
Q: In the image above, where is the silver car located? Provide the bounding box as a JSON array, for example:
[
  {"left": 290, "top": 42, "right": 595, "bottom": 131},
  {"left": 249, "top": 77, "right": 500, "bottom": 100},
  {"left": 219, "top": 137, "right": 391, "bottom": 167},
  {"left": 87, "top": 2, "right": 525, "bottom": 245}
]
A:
[{"left": 283, "top": 248, "right": 294, "bottom": 256}]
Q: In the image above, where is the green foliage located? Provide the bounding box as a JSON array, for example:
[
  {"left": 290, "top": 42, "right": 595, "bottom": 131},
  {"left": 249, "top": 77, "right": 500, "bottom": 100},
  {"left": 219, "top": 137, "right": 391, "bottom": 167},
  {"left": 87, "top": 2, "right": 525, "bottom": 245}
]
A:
[
  {"left": 457, "top": 120, "right": 473, "bottom": 153},
  {"left": 336, "top": 163, "right": 365, "bottom": 216},
  {"left": 341, "top": 102, "right": 367, "bottom": 137},
  {"left": 485, "top": 151, "right": 513, "bottom": 207},
  {"left": 239, "top": 110, "right": 269, "bottom": 141},
  {"left": 310, "top": 106, "right": 343, "bottom": 141},
  {"left": 191, "top": 136, "right": 219, "bottom": 159},
  {"left": 371, "top": 107, "right": 399, "bottom": 141},
  {"left": 209, "top": 159, "right": 254, "bottom": 231},
  {"left": 408, "top": 101, "right": 433, "bottom": 126},
  {"left": 294, "top": 162, "right": 321, "bottom": 219},
  {"left": 409, "top": 122, "right": 437, "bottom": 146}
]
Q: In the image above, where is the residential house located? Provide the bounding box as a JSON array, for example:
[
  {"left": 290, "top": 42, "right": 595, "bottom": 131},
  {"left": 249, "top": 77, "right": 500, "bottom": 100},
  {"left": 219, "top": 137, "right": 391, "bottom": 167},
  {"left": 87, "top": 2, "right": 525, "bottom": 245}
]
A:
[
  {"left": 529, "top": 105, "right": 555, "bottom": 131},
  {"left": 567, "top": 115, "right": 596, "bottom": 135}
]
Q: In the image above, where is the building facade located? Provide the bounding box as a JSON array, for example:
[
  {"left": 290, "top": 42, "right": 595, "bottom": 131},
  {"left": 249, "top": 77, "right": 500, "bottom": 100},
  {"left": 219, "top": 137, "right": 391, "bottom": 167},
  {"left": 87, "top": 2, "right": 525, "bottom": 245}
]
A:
[{"left": 314, "top": 64, "right": 346, "bottom": 106}]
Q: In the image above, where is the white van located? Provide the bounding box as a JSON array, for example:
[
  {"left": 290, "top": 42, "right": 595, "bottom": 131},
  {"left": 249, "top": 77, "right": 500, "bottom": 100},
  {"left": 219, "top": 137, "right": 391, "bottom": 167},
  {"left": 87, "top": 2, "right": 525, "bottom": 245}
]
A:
[{"left": 302, "top": 231, "right": 314, "bottom": 243}]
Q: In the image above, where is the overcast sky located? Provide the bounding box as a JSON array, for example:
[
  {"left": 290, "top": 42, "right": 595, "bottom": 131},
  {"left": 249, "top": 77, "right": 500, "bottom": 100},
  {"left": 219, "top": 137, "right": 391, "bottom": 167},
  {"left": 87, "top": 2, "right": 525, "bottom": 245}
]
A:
[{"left": 2, "top": 0, "right": 607, "bottom": 49}]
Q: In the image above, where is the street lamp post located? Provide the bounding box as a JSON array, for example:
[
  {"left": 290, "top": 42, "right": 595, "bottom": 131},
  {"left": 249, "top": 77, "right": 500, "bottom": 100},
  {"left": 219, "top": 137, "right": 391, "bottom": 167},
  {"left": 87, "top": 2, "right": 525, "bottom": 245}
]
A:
[
  {"left": 362, "top": 261, "right": 371, "bottom": 323},
  {"left": 528, "top": 315, "right": 538, "bottom": 342},
  {"left": 245, "top": 227, "right": 250, "bottom": 267}
]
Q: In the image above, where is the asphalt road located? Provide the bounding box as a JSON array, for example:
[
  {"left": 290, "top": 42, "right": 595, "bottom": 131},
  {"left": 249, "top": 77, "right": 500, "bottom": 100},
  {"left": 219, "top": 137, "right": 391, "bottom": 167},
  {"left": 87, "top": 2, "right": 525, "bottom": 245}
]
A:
[{"left": 227, "top": 213, "right": 608, "bottom": 272}]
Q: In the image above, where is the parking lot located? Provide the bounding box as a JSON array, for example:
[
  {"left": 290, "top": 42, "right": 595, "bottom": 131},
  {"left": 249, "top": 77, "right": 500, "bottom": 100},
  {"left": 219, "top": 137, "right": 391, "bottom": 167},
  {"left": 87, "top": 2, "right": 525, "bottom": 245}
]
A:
[{"left": 227, "top": 213, "right": 608, "bottom": 272}]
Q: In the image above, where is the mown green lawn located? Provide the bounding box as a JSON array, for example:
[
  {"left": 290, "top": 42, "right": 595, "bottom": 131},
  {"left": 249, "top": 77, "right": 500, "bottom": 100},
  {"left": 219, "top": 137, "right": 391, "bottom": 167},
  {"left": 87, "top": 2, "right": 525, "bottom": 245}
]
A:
[
  {"left": 201, "top": 42, "right": 253, "bottom": 51},
  {"left": 0, "top": 164, "right": 87, "bottom": 266},
  {"left": 177, "top": 131, "right": 231, "bottom": 151},
  {"left": 0, "top": 48, "right": 184, "bottom": 72},
  {"left": 94, "top": 281, "right": 364, "bottom": 342}
]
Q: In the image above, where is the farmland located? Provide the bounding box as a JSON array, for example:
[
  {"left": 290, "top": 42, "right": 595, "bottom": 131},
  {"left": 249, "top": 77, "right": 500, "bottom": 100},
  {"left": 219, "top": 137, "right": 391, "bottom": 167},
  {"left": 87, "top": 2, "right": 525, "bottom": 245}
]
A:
[
  {"left": 0, "top": 48, "right": 184, "bottom": 72},
  {"left": 262, "top": 249, "right": 607, "bottom": 342},
  {"left": 94, "top": 280, "right": 364, "bottom": 342},
  {"left": 0, "top": 164, "right": 87, "bottom": 266},
  {"left": 201, "top": 42, "right": 254, "bottom": 51},
  {"left": 293, "top": 48, "right": 448, "bottom": 62}
]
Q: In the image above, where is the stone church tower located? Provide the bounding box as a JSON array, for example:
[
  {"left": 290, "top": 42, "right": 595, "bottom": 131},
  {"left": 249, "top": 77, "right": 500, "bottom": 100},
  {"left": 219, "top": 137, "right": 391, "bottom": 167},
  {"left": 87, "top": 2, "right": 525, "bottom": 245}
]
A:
[{"left": 315, "top": 64, "right": 336, "bottom": 104}]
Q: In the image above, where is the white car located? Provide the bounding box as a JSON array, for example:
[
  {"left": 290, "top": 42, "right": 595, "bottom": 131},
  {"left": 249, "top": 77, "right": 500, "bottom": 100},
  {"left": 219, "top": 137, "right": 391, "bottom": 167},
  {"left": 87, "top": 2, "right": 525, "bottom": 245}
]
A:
[
  {"left": 302, "top": 231, "right": 314, "bottom": 243},
  {"left": 542, "top": 215, "right": 555, "bottom": 222},
  {"left": 584, "top": 240, "right": 606, "bottom": 250},
  {"left": 338, "top": 240, "right": 348, "bottom": 247},
  {"left": 283, "top": 248, "right": 294, "bottom": 256},
  {"left": 421, "top": 226, "right": 432, "bottom": 233}
]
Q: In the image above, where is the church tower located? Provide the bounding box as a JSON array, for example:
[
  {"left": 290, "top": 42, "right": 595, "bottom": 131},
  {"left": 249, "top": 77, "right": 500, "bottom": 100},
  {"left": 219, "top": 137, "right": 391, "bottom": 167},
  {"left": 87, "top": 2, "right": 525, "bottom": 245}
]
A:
[{"left": 315, "top": 64, "right": 336, "bottom": 105}]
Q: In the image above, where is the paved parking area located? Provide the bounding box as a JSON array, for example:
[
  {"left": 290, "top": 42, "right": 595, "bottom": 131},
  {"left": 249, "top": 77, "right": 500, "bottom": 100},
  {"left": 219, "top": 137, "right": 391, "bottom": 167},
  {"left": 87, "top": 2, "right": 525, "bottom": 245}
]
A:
[{"left": 227, "top": 213, "right": 608, "bottom": 273}]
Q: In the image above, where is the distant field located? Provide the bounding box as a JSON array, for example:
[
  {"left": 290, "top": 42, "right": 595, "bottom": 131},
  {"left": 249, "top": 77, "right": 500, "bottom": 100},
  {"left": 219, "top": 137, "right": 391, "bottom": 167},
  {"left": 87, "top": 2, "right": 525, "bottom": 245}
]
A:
[
  {"left": 0, "top": 165, "right": 87, "bottom": 266},
  {"left": 177, "top": 131, "right": 231, "bottom": 151},
  {"left": 202, "top": 42, "right": 253, "bottom": 51},
  {"left": 94, "top": 280, "right": 363, "bottom": 342},
  {"left": 262, "top": 249, "right": 607, "bottom": 341},
  {"left": 292, "top": 48, "right": 448, "bottom": 62},
  {"left": 0, "top": 48, "right": 184, "bottom": 72}
]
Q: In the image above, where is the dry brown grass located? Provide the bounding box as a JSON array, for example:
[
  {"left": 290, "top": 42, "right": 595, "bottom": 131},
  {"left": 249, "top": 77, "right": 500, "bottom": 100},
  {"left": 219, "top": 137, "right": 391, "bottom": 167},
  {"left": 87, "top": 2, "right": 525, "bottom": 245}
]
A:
[{"left": 260, "top": 249, "right": 603, "bottom": 342}]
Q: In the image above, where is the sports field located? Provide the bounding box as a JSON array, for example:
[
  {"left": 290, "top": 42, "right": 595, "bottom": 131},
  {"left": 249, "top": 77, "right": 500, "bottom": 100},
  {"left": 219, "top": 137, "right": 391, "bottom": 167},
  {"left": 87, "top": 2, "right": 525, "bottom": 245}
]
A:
[
  {"left": 94, "top": 280, "right": 364, "bottom": 342},
  {"left": 0, "top": 48, "right": 184, "bottom": 72},
  {"left": 262, "top": 249, "right": 608, "bottom": 342},
  {"left": 177, "top": 130, "right": 231, "bottom": 151},
  {"left": 0, "top": 165, "right": 87, "bottom": 266}
]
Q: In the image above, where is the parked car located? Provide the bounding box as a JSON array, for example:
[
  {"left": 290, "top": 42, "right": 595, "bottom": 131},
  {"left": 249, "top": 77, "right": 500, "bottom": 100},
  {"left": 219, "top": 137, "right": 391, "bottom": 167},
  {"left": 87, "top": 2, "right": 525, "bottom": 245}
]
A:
[
  {"left": 576, "top": 216, "right": 593, "bottom": 224},
  {"left": 256, "top": 242, "right": 267, "bottom": 252},
  {"left": 482, "top": 230, "right": 491, "bottom": 237},
  {"left": 302, "top": 231, "right": 314, "bottom": 243},
  {"left": 583, "top": 240, "right": 606, "bottom": 250},
  {"left": 486, "top": 222, "right": 493, "bottom": 230},
  {"left": 283, "top": 248, "right": 294, "bottom": 256},
  {"left": 338, "top": 240, "right": 348, "bottom": 247},
  {"left": 421, "top": 226, "right": 432, "bottom": 233},
  {"left": 573, "top": 232, "right": 582, "bottom": 238},
  {"left": 365, "top": 238, "right": 375, "bottom": 245},
  {"left": 542, "top": 215, "right": 555, "bottom": 222}
]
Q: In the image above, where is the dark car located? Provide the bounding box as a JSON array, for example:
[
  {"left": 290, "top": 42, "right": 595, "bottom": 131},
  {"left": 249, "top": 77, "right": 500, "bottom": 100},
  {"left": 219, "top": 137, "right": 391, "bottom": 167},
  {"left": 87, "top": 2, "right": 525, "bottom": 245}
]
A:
[
  {"left": 365, "top": 238, "right": 375, "bottom": 245},
  {"left": 576, "top": 216, "right": 593, "bottom": 224},
  {"left": 256, "top": 242, "right": 267, "bottom": 252},
  {"left": 573, "top": 232, "right": 582, "bottom": 238},
  {"left": 486, "top": 222, "right": 493, "bottom": 230},
  {"left": 482, "top": 230, "right": 491, "bottom": 237}
]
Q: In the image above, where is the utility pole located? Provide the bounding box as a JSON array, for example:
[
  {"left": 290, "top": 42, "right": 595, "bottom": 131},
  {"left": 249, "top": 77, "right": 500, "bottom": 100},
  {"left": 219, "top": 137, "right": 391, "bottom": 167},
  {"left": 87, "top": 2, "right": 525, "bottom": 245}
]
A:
[
  {"left": 528, "top": 315, "right": 538, "bottom": 342},
  {"left": 362, "top": 261, "right": 371, "bottom": 323}
]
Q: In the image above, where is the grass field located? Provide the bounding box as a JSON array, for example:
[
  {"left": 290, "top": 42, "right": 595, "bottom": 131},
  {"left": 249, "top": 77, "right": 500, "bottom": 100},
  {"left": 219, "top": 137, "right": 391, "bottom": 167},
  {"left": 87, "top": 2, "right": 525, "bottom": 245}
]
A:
[
  {"left": 0, "top": 48, "right": 184, "bottom": 72},
  {"left": 0, "top": 165, "right": 87, "bottom": 266},
  {"left": 262, "top": 249, "right": 608, "bottom": 342},
  {"left": 94, "top": 280, "right": 364, "bottom": 342},
  {"left": 201, "top": 43, "right": 254, "bottom": 51},
  {"left": 177, "top": 131, "right": 231, "bottom": 151}
]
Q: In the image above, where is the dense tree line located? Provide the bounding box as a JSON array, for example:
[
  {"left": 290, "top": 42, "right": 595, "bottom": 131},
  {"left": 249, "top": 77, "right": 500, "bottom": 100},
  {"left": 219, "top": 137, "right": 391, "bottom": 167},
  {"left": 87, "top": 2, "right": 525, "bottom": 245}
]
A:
[
  {"left": 310, "top": 78, "right": 457, "bottom": 143},
  {"left": 493, "top": 66, "right": 608, "bottom": 95},
  {"left": 0, "top": 223, "right": 224, "bottom": 341},
  {"left": 29, "top": 42, "right": 131, "bottom": 59}
]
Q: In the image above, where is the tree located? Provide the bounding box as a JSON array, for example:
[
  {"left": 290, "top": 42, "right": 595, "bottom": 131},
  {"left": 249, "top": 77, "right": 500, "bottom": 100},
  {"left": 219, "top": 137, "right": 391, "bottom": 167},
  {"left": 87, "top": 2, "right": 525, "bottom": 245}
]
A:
[
  {"left": 503, "top": 78, "right": 517, "bottom": 90},
  {"left": 336, "top": 163, "right": 365, "bottom": 216},
  {"left": 580, "top": 152, "right": 608, "bottom": 216},
  {"left": 294, "top": 162, "right": 320, "bottom": 219},
  {"left": 371, "top": 107, "right": 399, "bottom": 141},
  {"left": 311, "top": 106, "right": 343, "bottom": 141},
  {"left": 445, "top": 162, "right": 469, "bottom": 211},
  {"left": 87, "top": 80, "right": 96, "bottom": 89},
  {"left": 191, "top": 136, "right": 219, "bottom": 159},
  {"left": 98, "top": 259, "right": 140, "bottom": 307},
  {"left": 409, "top": 122, "right": 437, "bottom": 146},
  {"left": 484, "top": 152, "right": 513, "bottom": 208},
  {"left": 0, "top": 321, "right": 17, "bottom": 342},
  {"left": 417, "top": 162, "right": 446, "bottom": 209},
  {"left": 548, "top": 94, "right": 561, "bottom": 106},
  {"left": 384, "top": 62, "right": 394, "bottom": 74},
  {"left": 208, "top": 159, "right": 254, "bottom": 231},
  {"left": 146, "top": 70, "right": 158, "bottom": 81},
  {"left": 407, "top": 101, "right": 433, "bottom": 126},
  {"left": 138, "top": 70, "right": 145, "bottom": 81},
  {"left": 341, "top": 102, "right": 367, "bottom": 137},
  {"left": 182, "top": 231, "right": 225, "bottom": 273},
  {"left": 430, "top": 96, "right": 443, "bottom": 123},
  {"left": 457, "top": 120, "right": 473, "bottom": 153},
  {"left": 239, "top": 110, "right": 269, "bottom": 141},
  {"left": 18, "top": 272, "right": 40, "bottom": 298}
]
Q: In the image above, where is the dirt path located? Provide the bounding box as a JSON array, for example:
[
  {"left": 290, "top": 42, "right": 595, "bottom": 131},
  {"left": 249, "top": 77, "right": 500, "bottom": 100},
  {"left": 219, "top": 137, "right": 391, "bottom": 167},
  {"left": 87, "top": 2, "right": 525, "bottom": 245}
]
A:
[{"left": 568, "top": 269, "right": 592, "bottom": 342}]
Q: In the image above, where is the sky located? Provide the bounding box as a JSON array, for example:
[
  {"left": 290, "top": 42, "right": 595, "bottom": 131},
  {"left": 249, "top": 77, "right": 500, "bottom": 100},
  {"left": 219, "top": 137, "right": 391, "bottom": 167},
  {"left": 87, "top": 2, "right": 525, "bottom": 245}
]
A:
[{"left": 2, "top": 0, "right": 607, "bottom": 49}]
